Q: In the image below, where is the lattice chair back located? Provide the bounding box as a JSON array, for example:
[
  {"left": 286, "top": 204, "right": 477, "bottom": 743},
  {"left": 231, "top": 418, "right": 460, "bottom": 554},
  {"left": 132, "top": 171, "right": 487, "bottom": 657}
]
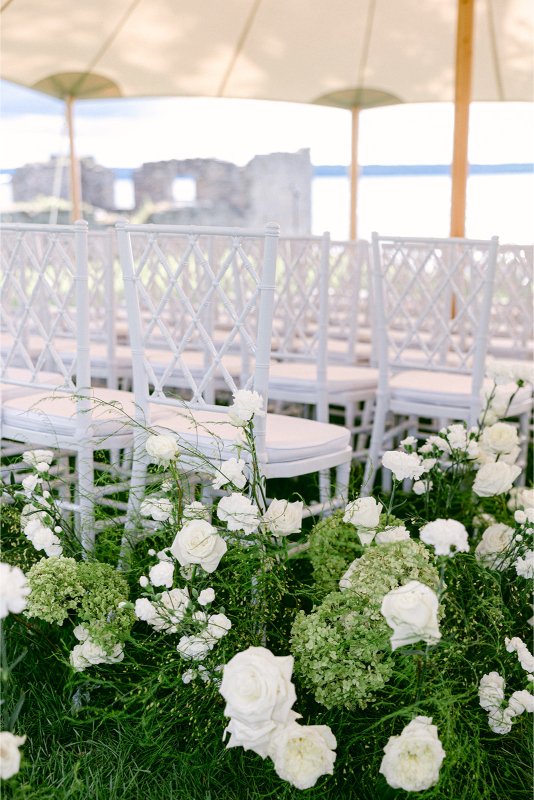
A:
[
  {"left": 86, "top": 229, "right": 118, "bottom": 387},
  {"left": 372, "top": 234, "right": 499, "bottom": 385},
  {"left": 115, "top": 221, "right": 279, "bottom": 461},
  {"left": 1, "top": 222, "right": 91, "bottom": 406},
  {"left": 327, "top": 239, "right": 373, "bottom": 365},
  {"left": 487, "top": 244, "right": 533, "bottom": 360}
]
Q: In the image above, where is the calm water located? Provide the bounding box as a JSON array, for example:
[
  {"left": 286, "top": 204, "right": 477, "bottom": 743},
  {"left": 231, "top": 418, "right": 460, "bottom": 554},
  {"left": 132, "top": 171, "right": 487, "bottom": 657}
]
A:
[{"left": 312, "top": 174, "right": 534, "bottom": 243}]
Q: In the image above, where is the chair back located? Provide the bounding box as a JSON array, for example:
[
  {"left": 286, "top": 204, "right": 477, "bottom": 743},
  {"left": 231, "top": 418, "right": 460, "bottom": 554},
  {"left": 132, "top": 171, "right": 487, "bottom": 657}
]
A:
[
  {"left": 488, "top": 244, "right": 533, "bottom": 360},
  {"left": 115, "top": 221, "right": 279, "bottom": 460}
]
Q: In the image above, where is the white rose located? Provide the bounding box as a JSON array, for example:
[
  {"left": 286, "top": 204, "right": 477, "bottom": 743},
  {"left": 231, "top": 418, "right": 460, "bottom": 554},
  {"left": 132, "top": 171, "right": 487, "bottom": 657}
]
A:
[
  {"left": 339, "top": 557, "right": 359, "bottom": 590},
  {"left": 224, "top": 716, "right": 280, "bottom": 759},
  {"left": 475, "top": 523, "right": 514, "bottom": 570},
  {"left": 198, "top": 588, "right": 215, "bottom": 605},
  {"left": 0, "top": 731, "right": 27, "bottom": 780},
  {"left": 0, "top": 562, "right": 31, "bottom": 619},
  {"left": 482, "top": 422, "right": 519, "bottom": 455},
  {"left": 375, "top": 526, "right": 411, "bottom": 544},
  {"left": 217, "top": 494, "right": 259, "bottom": 535},
  {"left": 473, "top": 462, "right": 521, "bottom": 497},
  {"left": 228, "top": 390, "right": 266, "bottom": 425},
  {"left": 263, "top": 499, "right": 303, "bottom": 536},
  {"left": 508, "top": 487, "right": 534, "bottom": 511},
  {"left": 379, "top": 716, "right": 446, "bottom": 793},
  {"left": 148, "top": 560, "right": 175, "bottom": 588},
  {"left": 140, "top": 497, "right": 173, "bottom": 522},
  {"left": 212, "top": 458, "right": 247, "bottom": 490},
  {"left": 413, "top": 480, "right": 431, "bottom": 495},
  {"left": 22, "top": 474, "right": 41, "bottom": 495},
  {"left": 514, "top": 550, "right": 534, "bottom": 579},
  {"left": 193, "top": 610, "right": 208, "bottom": 622},
  {"left": 183, "top": 501, "right": 210, "bottom": 520},
  {"left": 206, "top": 613, "right": 232, "bottom": 640},
  {"left": 478, "top": 672, "right": 505, "bottom": 710},
  {"left": 380, "top": 580, "right": 441, "bottom": 651},
  {"left": 73, "top": 624, "right": 89, "bottom": 642},
  {"left": 419, "top": 518, "right": 469, "bottom": 557},
  {"left": 382, "top": 451, "right": 424, "bottom": 481},
  {"left": 220, "top": 646, "right": 297, "bottom": 727},
  {"left": 177, "top": 634, "right": 213, "bottom": 661},
  {"left": 486, "top": 361, "right": 513, "bottom": 385},
  {"left": 22, "top": 449, "right": 54, "bottom": 469},
  {"left": 170, "top": 519, "right": 227, "bottom": 573},
  {"left": 515, "top": 510, "right": 527, "bottom": 524},
  {"left": 145, "top": 434, "right": 179, "bottom": 463},
  {"left": 343, "top": 496, "right": 382, "bottom": 529},
  {"left": 70, "top": 643, "right": 88, "bottom": 671},
  {"left": 268, "top": 722, "right": 337, "bottom": 790}
]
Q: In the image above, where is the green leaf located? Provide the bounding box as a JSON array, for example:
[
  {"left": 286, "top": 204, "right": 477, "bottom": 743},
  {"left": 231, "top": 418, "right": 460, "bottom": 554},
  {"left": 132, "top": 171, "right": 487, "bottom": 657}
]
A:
[{"left": 376, "top": 774, "right": 403, "bottom": 799}]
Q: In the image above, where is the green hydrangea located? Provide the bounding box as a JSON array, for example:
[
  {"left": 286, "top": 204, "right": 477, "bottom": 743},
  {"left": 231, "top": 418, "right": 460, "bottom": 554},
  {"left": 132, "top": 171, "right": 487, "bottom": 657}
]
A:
[
  {"left": 25, "top": 557, "right": 84, "bottom": 625},
  {"left": 291, "top": 539, "right": 439, "bottom": 709}
]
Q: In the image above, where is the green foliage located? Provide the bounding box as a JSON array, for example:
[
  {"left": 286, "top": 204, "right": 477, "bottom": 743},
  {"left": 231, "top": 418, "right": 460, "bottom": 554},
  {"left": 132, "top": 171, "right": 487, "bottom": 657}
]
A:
[
  {"left": 291, "top": 540, "right": 439, "bottom": 710},
  {"left": 307, "top": 510, "right": 363, "bottom": 598}
]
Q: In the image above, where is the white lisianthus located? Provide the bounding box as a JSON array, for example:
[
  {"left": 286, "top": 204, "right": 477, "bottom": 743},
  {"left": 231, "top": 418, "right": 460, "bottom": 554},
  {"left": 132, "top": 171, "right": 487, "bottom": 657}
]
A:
[
  {"left": 148, "top": 560, "right": 175, "bottom": 588},
  {"left": 379, "top": 716, "right": 446, "bottom": 793},
  {"left": 375, "top": 526, "right": 411, "bottom": 544},
  {"left": 22, "top": 449, "right": 54, "bottom": 469},
  {"left": 198, "top": 588, "right": 215, "bottom": 605},
  {"left": 0, "top": 731, "right": 27, "bottom": 780},
  {"left": 220, "top": 646, "right": 297, "bottom": 727},
  {"left": 206, "top": 613, "right": 232, "bottom": 640},
  {"left": 478, "top": 672, "right": 505, "bottom": 711},
  {"left": 177, "top": 634, "right": 213, "bottom": 661},
  {"left": 486, "top": 361, "right": 513, "bottom": 385},
  {"left": 170, "top": 519, "right": 227, "bottom": 573},
  {"left": 514, "top": 549, "right": 534, "bottom": 579},
  {"left": 145, "top": 434, "right": 179, "bottom": 463},
  {"left": 382, "top": 451, "right": 424, "bottom": 481},
  {"left": 508, "top": 487, "right": 534, "bottom": 511},
  {"left": 217, "top": 494, "right": 259, "bottom": 535},
  {"left": 380, "top": 580, "right": 441, "bottom": 651},
  {"left": 413, "top": 480, "right": 431, "bottom": 495},
  {"left": 228, "top": 390, "right": 266, "bottom": 426},
  {"left": 182, "top": 501, "right": 210, "bottom": 520},
  {"left": 473, "top": 462, "right": 521, "bottom": 498},
  {"left": 0, "top": 562, "right": 31, "bottom": 619},
  {"left": 343, "top": 496, "right": 382, "bottom": 529},
  {"left": 475, "top": 523, "right": 514, "bottom": 570},
  {"left": 268, "top": 721, "right": 337, "bottom": 790},
  {"left": 419, "top": 518, "right": 469, "bottom": 557},
  {"left": 21, "top": 474, "right": 41, "bottom": 495},
  {"left": 140, "top": 497, "right": 173, "bottom": 522},
  {"left": 212, "top": 458, "right": 247, "bottom": 490},
  {"left": 481, "top": 422, "right": 519, "bottom": 455},
  {"left": 263, "top": 499, "right": 303, "bottom": 537}
]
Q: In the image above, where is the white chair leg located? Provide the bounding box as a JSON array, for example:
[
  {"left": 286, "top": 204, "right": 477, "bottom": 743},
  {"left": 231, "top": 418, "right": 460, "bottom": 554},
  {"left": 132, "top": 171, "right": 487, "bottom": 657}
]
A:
[
  {"left": 361, "top": 392, "right": 389, "bottom": 496},
  {"left": 334, "top": 460, "right": 351, "bottom": 505},
  {"left": 356, "top": 398, "right": 374, "bottom": 454},
  {"left": 118, "top": 436, "right": 150, "bottom": 567},
  {"left": 319, "top": 469, "right": 331, "bottom": 502},
  {"left": 77, "top": 445, "right": 95, "bottom": 552}
]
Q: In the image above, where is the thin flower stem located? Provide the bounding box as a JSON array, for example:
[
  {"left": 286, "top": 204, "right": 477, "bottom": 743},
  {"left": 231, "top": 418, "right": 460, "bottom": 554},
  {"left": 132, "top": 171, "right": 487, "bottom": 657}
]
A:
[{"left": 385, "top": 480, "right": 397, "bottom": 526}]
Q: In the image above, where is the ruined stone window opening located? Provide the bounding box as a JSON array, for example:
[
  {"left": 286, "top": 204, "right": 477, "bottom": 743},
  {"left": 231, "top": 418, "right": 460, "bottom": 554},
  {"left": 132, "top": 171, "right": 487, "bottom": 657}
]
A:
[{"left": 172, "top": 175, "right": 197, "bottom": 206}]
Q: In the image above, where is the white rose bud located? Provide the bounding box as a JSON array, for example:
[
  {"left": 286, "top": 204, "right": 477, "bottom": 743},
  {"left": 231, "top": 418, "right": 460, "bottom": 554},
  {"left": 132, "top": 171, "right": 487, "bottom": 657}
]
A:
[
  {"left": 263, "top": 499, "right": 303, "bottom": 536},
  {"left": 170, "top": 519, "right": 227, "bottom": 573},
  {"left": 145, "top": 434, "right": 179, "bottom": 463},
  {"left": 0, "top": 731, "right": 27, "bottom": 780},
  {"left": 473, "top": 462, "right": 521, "bottom": 498},
  {"left": 413, "top": 480, "right": 432, "bottom": 495},
  {"left": 139, "top": 576, "right": 149, "bottom": 587},
  {"left": 343, "top": 496, "right": 382, "bottom": 529},
  {"left": 212, "top": 458, "right": 247, "bottom": 490},
  {"left": 379, "top": 716, "right": 446, "bottom": 792},
  {"left": 381, "top": 580, "right": 441, "bottom": 651},
  {"left": 197, "top": 588, "right": 215, "bottom": 606}
]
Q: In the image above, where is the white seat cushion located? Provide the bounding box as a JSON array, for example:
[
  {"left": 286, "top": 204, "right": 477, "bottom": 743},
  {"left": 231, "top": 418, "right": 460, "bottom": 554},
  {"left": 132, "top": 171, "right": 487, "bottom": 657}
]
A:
[
  {"left": 268, "top": 362, "right": 378, "bottom": 393},
  {"left": 154, "top": 408, "right": 350, "bottom": 463},
  {"left": 1, "top": 368, "right": 67, "bottom": 401},
  {"left": 390, "top": 371, "right": 532, "bottom": 409},
  {"left": 2, "top": 387, "right": 170, "bottom": 438}
]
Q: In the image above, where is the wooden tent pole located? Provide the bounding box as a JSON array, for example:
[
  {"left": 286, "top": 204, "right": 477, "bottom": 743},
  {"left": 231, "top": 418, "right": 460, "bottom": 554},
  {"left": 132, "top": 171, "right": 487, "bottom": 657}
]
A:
[
  {"left": 66, "top": 94, "right": 82, "bottom": 222},
  {"left": 450, "top": 0, "right": 475, "bottom": 237},
  {"left": 350, "top": 105, "right": 360, "bottom": 240}
]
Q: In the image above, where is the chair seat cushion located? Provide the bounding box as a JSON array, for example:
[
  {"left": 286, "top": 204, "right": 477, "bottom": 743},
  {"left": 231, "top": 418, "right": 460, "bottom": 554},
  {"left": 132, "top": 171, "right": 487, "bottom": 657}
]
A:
[
  {"left": 154, "top": 408, "right": 351, "bottom": 464},
  {"left": 268, "top": 362, "right": 378, "bottom": 393},
  {"left": 1, "top": 388, "right": 170, "bottom": 437},
  {"left": 390, "top": 371, "right": 532, "bottom": 409}
]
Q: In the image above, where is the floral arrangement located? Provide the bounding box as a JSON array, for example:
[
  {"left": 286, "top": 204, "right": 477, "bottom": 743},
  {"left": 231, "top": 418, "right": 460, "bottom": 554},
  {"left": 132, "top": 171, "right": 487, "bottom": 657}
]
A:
[{"left": 0, "top": 365, "right": 533, "bottom": 797}]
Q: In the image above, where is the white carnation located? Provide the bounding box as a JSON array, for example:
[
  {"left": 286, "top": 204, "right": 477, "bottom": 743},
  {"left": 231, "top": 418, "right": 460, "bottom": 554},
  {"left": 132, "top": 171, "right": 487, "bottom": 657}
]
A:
[
  {"left": 217, "top": 494, "right": 259, "bottom": 535},
  {"left": 380, "top": 580, "right": 441, "bottom": 651},
  {"left": 22, "top": 449, "right": 54, "bottom": 469},
  {"left": 505, "top": 637, "right": 534, "bottom": 673},
  {"left": 177, "top": 633, "right": 213, "bottom": 661},
  {"left": 487, "top": 706, "right": 514, "bottom": 734},
  {"left": 21, "top": 474, "right": 41, "bottom": 495},
  {"left": 478, "top": 672, "right": 505, "bottom": 711},
  {"left": 263, "top": 500, "right": 303, "bottom": 537},
  {"left": 0, "top": 731, "right": 27, "bottom": 780},
  {"left": 206, "top": 613, "right": 232, "bottom": 640},
  {"left": 212, "top": 458, "right": 247, "bottom": 490},
  {"left": 509, "top": 362, "right": 534, "bottom": 384},
  {"left": 413, "top": 480, "right": 431, "bottom": 495},
  {"left": 228, "top": 390, "right": 266, "bottom": 425},
  {"left": 183, "top": 501, "right": 210, "bottom": 520},
  {"left": 268, "top": 721, "right": 337, "bottom": 790},
  {"left": 170, "top": 519, "right": 227, "bottom": 573},
  {"left": 514, "top": 550, "right": 534, "bottom": 579},
  {"left": 375, "top": 526, "right": 411, "bottom": 544},
  {"left": 145, "top": 434, "right": 179, "bottom": 463},
  {"left": 0, "top": 562, "right": 31, "bottom": 619},
  {"left": 508, "top": 487, "right": 534, "bottom": 511},
  {"left": 508, "top": 690, "right": 534, "bottom": 716},
  {"left": 419, "top": 518, "right": 469, "bottom": 557},
  {"left": 343, "top": 496, "right": 382, "bottom": 529},
  {"left": 486, "top": 361, "right": 513, "bottom": 385},
  {"left": 473, "top": 462, "right": 521, "bottom": 498},
  {"left": 140, "top": 497, "right": 173, "bottom": 522},
  {"left": 379, "top": 716, "right": 446, "bottom": 792},
  {"left": 400, "top": 435, "right": 417, "bottom": 448},
  {"left": 148, "top": 560, "right": 175, "bottom": 588},
  {"left": 382, "top": 451, "right": 424, "bottom": 481}
]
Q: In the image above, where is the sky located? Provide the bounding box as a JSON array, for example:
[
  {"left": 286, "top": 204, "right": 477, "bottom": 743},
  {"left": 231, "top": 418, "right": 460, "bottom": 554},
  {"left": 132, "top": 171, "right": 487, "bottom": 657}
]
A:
[{"left": 1, "top": 79, "right": 533, "bottom": 170}]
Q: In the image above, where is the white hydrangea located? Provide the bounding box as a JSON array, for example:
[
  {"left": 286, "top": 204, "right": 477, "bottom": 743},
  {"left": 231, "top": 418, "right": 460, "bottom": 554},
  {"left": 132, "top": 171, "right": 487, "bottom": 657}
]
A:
[
  {"left": 0, "top": 562, "right": 31, "bottom": 618},
  {"left": 217, "top": 494, "right": 259, "bottom": 535},
  {"left": 379, "top": 716, "right": 446, "bottom": 792},
  {"left": 212, "top": 458, "right": 247, "bottom": 490},
  {"left": 381, "top": 451, "right": 425, "bottom": 481},
  {"left": 419, "top": 518, "right": 469, "bottom": 557}
]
